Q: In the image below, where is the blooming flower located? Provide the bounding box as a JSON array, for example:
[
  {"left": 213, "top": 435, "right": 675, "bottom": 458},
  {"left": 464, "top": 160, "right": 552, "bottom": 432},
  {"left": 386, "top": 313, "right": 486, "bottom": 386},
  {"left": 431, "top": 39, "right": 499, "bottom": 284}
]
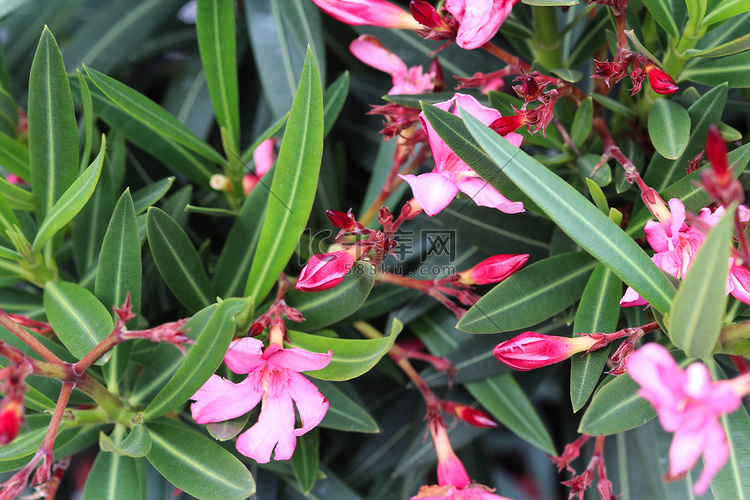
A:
[
  {"left": 309, "top": 0, "right": 421, "bottom": 30},
  {"left": 296, "top": 250, "right": 355, "bottom": 292},
  {"left": 627, "top": 343, "right": 742, "bottom": 495},
  {"left": 190, "top": 336, "right": 331, "bottom": 463},
  {"left": 621, "top": 198, "right": 750, "bottom": 306},
  {"left": 493, "top": 332, "right": 600, "bottom": 371},
  {"left": 350, "top": 35, "right": 434, "bottom": 95},
  {"left": 445, "top": 0, "right": 516, "bottom": 50},
  {"left": 457, "top": 254, "right": 529, "bottom": 285},
  {"left": 400, "top": 93, "right": 524, "bottom": 216}
]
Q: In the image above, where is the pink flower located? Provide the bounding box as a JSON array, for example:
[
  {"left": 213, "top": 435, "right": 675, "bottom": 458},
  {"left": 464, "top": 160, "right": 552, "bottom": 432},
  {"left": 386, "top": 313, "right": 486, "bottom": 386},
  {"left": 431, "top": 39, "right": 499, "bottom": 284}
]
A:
[
  {"left": 458, "top": 254, "right": 528, "bottom": 285},
  {"left": 628, "top": 343, "right": 742, "bottom": 495},
  {"left": 621, "top": 199, "right": 750, "bottom": 306},
  {"left": 243, "top": 138, "right": 276, "bottom": 196},
  {"left": 310, "top": 0, "right": 421, "bottom": 30},
  {"left": 296, "top": 250, "right": 355, "bottom": 292},
  {"left": 445, "top": 0, "right": 515, "bottom": 50},
  {"left": 190, "top": 337, "right": 331, "bottom": 463},
  {"left": 401, "top": 93, "right": 524, "bottom": 216},
  {"left": 350, "top": 35, "right": 434, "bottom": 95},
  {"left": 493, "top": 332, "right": 599, "bottom": 371}
]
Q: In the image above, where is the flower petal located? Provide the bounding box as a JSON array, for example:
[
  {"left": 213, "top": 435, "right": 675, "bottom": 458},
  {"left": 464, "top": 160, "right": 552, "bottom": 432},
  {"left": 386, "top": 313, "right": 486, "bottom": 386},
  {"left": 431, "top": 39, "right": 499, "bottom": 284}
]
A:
[
  {"left": 287, "top": 372, "right": 329, "bottom": 435},
  {"left": 694, "top": 421, "right": 730, "bottom": 495},
  {"left": 269, "top": 348, "right": 332, "bottom": 373},
  {"left": 729, "top": 264, "right": 750, "bottom": 305},
  {"left": 400, "top": 173, "right": 459, "bottom": 216},
  {"left": 456, "top": 177, "right": 524, "bottom": 213},
  {"left": 236, "top": 392, "right": 297, "bottom": 463},
  {"left": 350, "top": 35, "right": 407, "bottom": 77},
  {"left": 620, "top": 286, "right": 649, "bottom": 307},
  {"left": 668, "top": 428, "right": 706, "bottom": 479},
  {"left": 190, "top": 375, "right": 262, "bottom": 424},
  {"left": 224, "top": 337, "right": 265, "bottom": 374}
]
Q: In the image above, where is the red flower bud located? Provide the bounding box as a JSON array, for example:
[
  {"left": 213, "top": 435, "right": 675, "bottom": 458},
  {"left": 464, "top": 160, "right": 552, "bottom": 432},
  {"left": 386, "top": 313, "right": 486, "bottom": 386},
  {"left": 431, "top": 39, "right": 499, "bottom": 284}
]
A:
[
  {"left": 644, "top": 64, "right": 678, "bottom": 95},
  {"left": 493, "top": 332, "right": 597, "bottom": 371},
  {"left": 296, "top": 251, "right": 355, "bottom": 292},
  {"left": 706, "top": 125, "right": 730, "bottom": 184},
  {"left": 458, "top": 254, "right": 529, "bottom": 285},
  {"left": 453, "top": 404, "right": 497, "bottom": 428},
  {"left": 378, "top": 207, "right": 393, "bottom": 227},
  {"left": 490, "top": 112, "right": 528, "bottom": 136},
  {"left": 410, "top": 0, "right": 444, "bottom": 29},
  {"left": 326, "top": 209, "right": 354, "bottom": 230},
  {"left": 0, "top": 399, "right": 23, "bottom": 445}
]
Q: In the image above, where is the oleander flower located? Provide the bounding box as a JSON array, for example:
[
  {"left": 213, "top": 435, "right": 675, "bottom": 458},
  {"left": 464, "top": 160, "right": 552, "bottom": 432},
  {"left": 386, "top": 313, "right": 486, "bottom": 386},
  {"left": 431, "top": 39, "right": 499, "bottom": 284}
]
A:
[
  {"left": 350, "top": 35, "right": 434, "bottom": 95},
  {"left": 445, "top": 0, "right": 516, "bottom": 50}
]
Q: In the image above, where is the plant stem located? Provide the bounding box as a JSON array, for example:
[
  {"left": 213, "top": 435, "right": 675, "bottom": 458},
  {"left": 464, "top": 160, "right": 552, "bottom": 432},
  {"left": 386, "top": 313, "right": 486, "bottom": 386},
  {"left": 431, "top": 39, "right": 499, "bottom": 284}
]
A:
[{"left": 0, "top": 309, "right": 61, "bottom": 363}]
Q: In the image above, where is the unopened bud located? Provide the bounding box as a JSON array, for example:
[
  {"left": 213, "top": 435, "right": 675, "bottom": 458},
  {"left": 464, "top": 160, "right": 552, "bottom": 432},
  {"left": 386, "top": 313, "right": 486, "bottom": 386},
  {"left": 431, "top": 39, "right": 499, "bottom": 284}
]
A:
[
  {"left": 296, "top": 250, "right": 355, "bottom": 292},
  {"left": 378, "top": 207, "right": 393, "bottom": 227},
  {"left": 494, "top": 332, "right": 598, "bottom": 371},
  {"left": 644, "top": 64, "right": 678, "bottom": 95},
  {"left": 0, "top": 399, "right": 23, "bottom": 445},
  {"left": 326, "top": 210, "right": 355, "bottom": 230},
  {"left": 410, "top": 0, "right": 445, "bottom": 29},
  {"left": 243, "top": 174, "right": 259, "bottom": 196},
  {"left": 705, "top": 125, "right": 730, "bottom": 186},
  {"left": 210, "top": 174, "right": 233, "bottom": 193},
  {"left": 490, "top": 112, "right": 528, "bottom": 136},
  {"left": 458, "top": 254, "right": 529, "bottom": 285},
  {"left": 453, "top": 404, "right": 497, "bottom": 428}
]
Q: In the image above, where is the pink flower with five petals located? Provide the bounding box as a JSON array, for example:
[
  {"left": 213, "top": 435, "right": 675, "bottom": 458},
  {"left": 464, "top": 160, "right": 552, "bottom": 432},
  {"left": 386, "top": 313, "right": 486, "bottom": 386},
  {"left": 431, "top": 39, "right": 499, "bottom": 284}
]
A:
[
  {"left": 400, "top": 93, "right": 524, "bottom": 216},
  {"left": 190, "top": 337, "right": 331, "bottom": 463},
  {"left": 628, "top": 343, "right": 742, "bottom": 495},
  {"left": 350, "top": 35, "right": 434, "bottom": 95}
]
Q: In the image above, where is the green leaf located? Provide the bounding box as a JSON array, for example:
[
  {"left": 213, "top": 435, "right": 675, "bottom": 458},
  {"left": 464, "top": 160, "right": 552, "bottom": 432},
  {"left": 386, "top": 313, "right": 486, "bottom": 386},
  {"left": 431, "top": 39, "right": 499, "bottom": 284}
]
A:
[
  {"left": 648, "top": 100, "right": 691, "bottom": 160},
  {"left": 316, "top": 380, "right": 379, "bottom": 433},
  {"left": 98, "top": 425, "right": 152, "bottom": 458},
  {"left": 625, "top": 29, "right": 665, "bottom": 68},
  {"left": 642, "top": 0, "right": 680, "bottom": 39},
  {"left": 196, "top": 0, "right": 240, "bottom": 152},
  {"left": 207, "top": 413, "right": 250, "bottom": 441},
  {"left": 143, "top": 298, "right": 247, "bottom": 419},
  {"left": 244, "top": 48, "right": 324, "bottom": 302},
  {"left": 681, "top": 51, "right": 750, "bottom": 88},
  {"left": 0, "top": 131, "right": 30, "bottom": 180},
  {"left": 591, "top": 93, "right": 637, "bottom": 119},
  {"left": 31, "top": 137, "right": 106, "bottom": 252},
  {"left": 667, "top": 206, "right": 734, "bottom": 358},
  {"left": 686, "top": 33, "right": 750, "bottom": 58},
  {"left": 586, "top": 178, "right": 610, "bottom": 215},
  {"left": 458, "top": 252, "right": 596, "bottom": 333},
  {"left": 466, "top": 373, "right": 556, "bottom": 454},
  {"left": 570, "top": 263, "right": 622, "bottom": 412},
  {"left": 287, "top": 319, "right": 402, "bottom": 381},
  {"left": 711, "top": 399, "right": 750, "bottom": 498},
  {"left": 239, "top": 114, "right": 288, "bottom": 166},
  {"left": 131, "top": 177, "right": 174, "bottom": 215},
  {"left": 0, "top": 90, "right": 17, "bottom": 137},
  {"left": 323, "top": 71, "right": 349, "bottom": 137},
  {"left": 456, "top": 107, "right": 676, "bottom": 314},
  {"left": 579, "top": 373, "right": 656, "bottom": 435},
  {"left": 44, "top": 281, "right": 113, "bottom": 361},
  {"left": 146, "top": 419, "right": 255, "bottom": 500},
  {"left": 85, "top": 67, "right": 225, "bottom": 165},
  {"left": 702, "top": 0, "right": 750, "bottom": 26},
  {"left": 570, "top": 97, "right": 592, "bottom": 147},
  {"left": 0, "top": 177, "right": 34, "bottom": 210},
  {"left": 82, "top": 451, "right": 145, "bottom": 500},
  {"left": 146, "top": 207, "right": 213, "bottom": 312},
  {"left": 578, "top": 154, "right": 612, "bottom": 187},
  {"left": 285, "top": 261, "right": 375, "bottom": 331},
  {"left": 549, "top": 68, "right": 583, "bottom": 82},
  {"left": 27, "top": 27, "right": 78, "bottom": 220},
  {"left": 291, "top": 429, "right": 319, "bottom": 494}
]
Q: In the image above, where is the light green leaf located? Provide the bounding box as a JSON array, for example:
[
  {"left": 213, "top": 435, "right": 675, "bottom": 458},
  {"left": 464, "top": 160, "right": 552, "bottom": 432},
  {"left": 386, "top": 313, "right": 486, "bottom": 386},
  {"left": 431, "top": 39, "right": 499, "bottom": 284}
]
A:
[
  {"left": 146, "top": 207, "right": 213, "bottom": 312},
  {"left": 32, "top": 137, "right": 106, "bottom": 252},
  {"left": 244, "top": 48, "right": 324, "bottom": 302},
  {"left": 43, "top": 281, "right": 113, "bottom": 361},
  {"left": 143, "top": 298, "right": 248, "bottom": 419},
  {"left": 0, "top": 131, "right": 29, "bottom": 180},
  {"left": 466, "top": 373, "right": 556, "bottom": 454},
  {"left": 648, "top": 100, "right": 691, "bottom": 160},
  {"left": 287, "top": 319, "right": 402, "bottom": 381},
  {"left": 686, "top": 33, "right": 750, "bottom": 58},
  {"left": 625, "top": 29, "right": 665, "bottom": 68},
  {"left": 667, "top": 205, "right": 734, "bottom": 358},
  {"left": 0, "top": 177, "right": 34, "bottom": 210},
  {"left": 146, "top": 419, "right": 255, "bottom": 500},
  {"left": 207, "top": 413, "right": 250, "bottom": 442},
  {"left": 451, "top": 106, "right": 675, "bottom": 313},
  {"left": 642, "top": 0, "right": 680, "bottom": 39},
  {"left": 196, "top": 0, "right": 240, "bottom": 152},
  {"left": 27, "top": 27, "right": 78, "bottom": 220},
  {"left": 459, "top": 252, "right": 596, "bottom": 333},
  {"left": 570, "top": 263, "right": 621, "bottom": 412},
  {"left": 702, "top": 0, "right": 750, "bottom": 26}
]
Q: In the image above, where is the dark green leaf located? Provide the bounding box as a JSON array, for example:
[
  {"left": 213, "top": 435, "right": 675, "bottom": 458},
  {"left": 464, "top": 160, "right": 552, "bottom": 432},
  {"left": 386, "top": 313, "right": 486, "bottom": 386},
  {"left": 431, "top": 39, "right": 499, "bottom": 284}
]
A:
[
  {"left": 82, "top": 450, "right": 145, "bottom": 500},
  {"left": 457, "top": 107, "right": 675, "bottom": 313},
  {"left": 667, "top": 206, "right": 734, "bottom": 358},
  {"left": 703, "top": 0, "right": 750, "bottom": 26},
  {"left": 648, "top": 100, "right": 691, "bottom": 160},
  {"left": 466, "top": 373, "right": 556, "bottom": 454},
  {"left": 146, "top": 207, "right": 213, "bottom": 312},
  {"left": 458, "top": 252, "right": 596, "bottom": 333},
  {"left": 316, "top": 380, "right": 379, "bottom": 433},
  {"left": 244, "top": 48, "right": 324, "bottom": 302},
  {"left": 287, "top": 319, "right": 402, "bottom": 381},
  {"left": 570, "top": 97, "right": 592, "bottom": 147},
  {"left": 44, "top": 281, "right": 113, "bottom": 361},
  {"left": 642, "top": 0, "right": 680, "bottom": 38},
  {"left": 146, "top": 419, "right": 255, "bottom": 500},
  {"left": 0, "top": 131, "right": 29, "bottom": 180},
  {"left": 143, "top": 298, "right": 248, "bottom": 419},
  {"left": 579, "top": 373, "right": 656, "bottom": 435},
  {"left": 686, "top": 33, "right": 750, "bottom": 58},
  {"left": 0, "top": 177, "right": 34, "bottom": 210},
  {"left": 99, "top": 425, "right": 152, "bottom": 458},
  {"left": 591, "top": 93, "right": 637, "bottom": 119},
  {"left": 323, "top": 71, "right": 349, "bottom": 137},
  {"left": 28, "top": 27, "right": 78, "bottom": 220},
  {"left": 285, "top": 261, "right": 375, "bottom": 331},
  {"left": 570, "top": 263, "right": 621, "bottom": 412},
  {"left": 132, "top": 177, "right": 174, "bottom": 215},
  {"left": 291, "top": 429, "right": 319, "bottom": 494}
]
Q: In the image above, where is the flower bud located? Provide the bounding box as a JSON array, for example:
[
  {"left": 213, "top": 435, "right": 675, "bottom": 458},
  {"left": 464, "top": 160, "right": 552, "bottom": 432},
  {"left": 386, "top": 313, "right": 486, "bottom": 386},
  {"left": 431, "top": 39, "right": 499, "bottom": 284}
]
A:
[
  {"left": 458, "top": 254, "right": 528, "bottom": 285},
  {"left": 493, "top": 332, "right": 597, "bottom": 371},
  {"left": 326, "top": 210, "right": 355, "bottom": 230},
  {"left": 410, "top": 0, "right": 444, "bottom": 29},
  {"left": 378, "top": 207, "right": 393, "bottom": 227},
  {"left": 452, "top": 404, "right": 497, "bottom": 428},
  {"left": 0, "top": 399, "right": 23, "bottom": 445},
  {"left": 706, "top": 125, "right": 730, "bottom": 185},
  {"left": 644, "top": 64, "right": 678, "bottom": 95},
  {"left": 311, "top": 0, "right": 421, "bottom": 30},
  {"left": 296, "top": 250, "right": 355, "bottom": 292},
  {"left": 490, "top": 112, "right": 528, "bottom": 136},
  {"left": 210, "top": 174, "right": 233, "bottom": 193}
]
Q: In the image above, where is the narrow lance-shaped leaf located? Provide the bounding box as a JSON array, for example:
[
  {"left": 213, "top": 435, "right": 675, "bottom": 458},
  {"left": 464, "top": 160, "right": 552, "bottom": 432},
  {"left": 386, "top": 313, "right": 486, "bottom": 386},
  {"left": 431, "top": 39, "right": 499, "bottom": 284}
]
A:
[
  {"left": 27, "top": 27, "right": 78, "bottom": 220},
  {"left": 196, "top": 0, "right": 240, "bottom": 152},
  {"left": 32, "top": 137, "right": 106, "bottom": 252},
  {"left": 99, "top": 425, "right": 152, "bottom": 458},
  {"left": 667, "top": 205, "right": 734, "bottom": 359},
  {"left": 578, "top": 372, "right": 657, "bottom": 435},
  {"left": 641, "top": 0, "right": 680, "bottom": 39},
  {"left": 451, "top": 106, "right": 675, "bottom": 314},
  {"left": 244, "top": 47, "right": 324, "bottom": 302},
  {"left": 291, "top": 429, "right": 319, "bottom": 495}
]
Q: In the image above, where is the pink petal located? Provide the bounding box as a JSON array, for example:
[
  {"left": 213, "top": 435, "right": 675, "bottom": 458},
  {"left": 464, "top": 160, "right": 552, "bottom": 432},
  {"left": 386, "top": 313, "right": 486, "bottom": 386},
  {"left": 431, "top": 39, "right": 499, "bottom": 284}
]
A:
[
  {"left": 236, "top": 392, "right": 297, "bottom": 463},
  {"left": 287, "top": 372, "right": 329, "bottom": 435},
  {"left": 252, "top": 138, "right": 276, "bottom": 178},
  {"left": 400, "top": 173, "right": 459, "bottom": 216},
  {"left": 451, "top": 93, "right": 501, "bottom": 126},
  {"left": 310, "top": 0, "right": 421, "bottom": 29},
  {"left": 224, "top": 337, "right": 265, "bottom": 374},
  {"left": 446, "top": 0, "right": 513, "bottom": 50},
  {"left": 729, "top": 264, "right": 750, "bottom": 305},
  {"left": 190, "top": 375, "right": 263, "bottom": 424},
  {"left": 456, "top": 177, "right": 524, "bottom": 213},
  {"left": 269, "top": 348, "right": 332, "bottom": 373},
  {"left": 350, "top": 35, "right": 407, "bottom": 77},
  {"left": 644, "top": 220, "right": 669, "bottom": 252},
  {"left": 628, "top": 343, "right": 682, "bottom": 408},
  {"left": 668, "top": 428, "right": 706, "bottom": 479},
  {"left": 620, "top": 286, "right": 649, "bottom": 307},
  {"left": 694, "top": 421, "right": 730, "bottom": 495}
]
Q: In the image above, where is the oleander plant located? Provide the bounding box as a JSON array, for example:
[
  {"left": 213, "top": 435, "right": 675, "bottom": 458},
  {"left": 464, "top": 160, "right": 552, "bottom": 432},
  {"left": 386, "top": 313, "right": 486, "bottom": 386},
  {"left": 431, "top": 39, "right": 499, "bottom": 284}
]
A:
[{"left": 0, "top": 0, "right": 749, "bottom": 498}]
